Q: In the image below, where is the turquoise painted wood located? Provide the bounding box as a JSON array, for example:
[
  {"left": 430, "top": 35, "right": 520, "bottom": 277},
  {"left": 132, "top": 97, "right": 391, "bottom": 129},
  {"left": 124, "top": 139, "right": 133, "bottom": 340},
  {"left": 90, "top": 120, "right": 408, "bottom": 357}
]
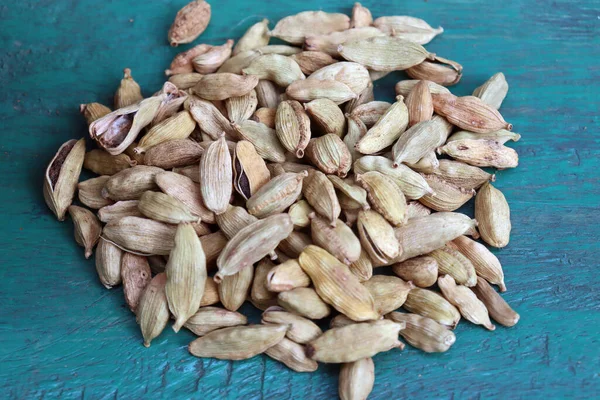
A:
[{"left": 1, "top": 0, "right": 599, "bottom": 398}]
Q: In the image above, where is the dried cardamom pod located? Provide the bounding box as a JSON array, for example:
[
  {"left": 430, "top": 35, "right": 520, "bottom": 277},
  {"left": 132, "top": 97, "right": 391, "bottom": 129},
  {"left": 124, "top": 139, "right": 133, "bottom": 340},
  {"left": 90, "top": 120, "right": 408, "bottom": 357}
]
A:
[
  {"left": 95, "top": 237, "right": 123, "bottom": 289},
  {"left": 406, "top": 201, "right": 432, "bottom": 220},
  {"left": 254, "top": 79, "right": 283, "bottom": 108},
  {"left": 155, "top": 171, "right": 215, "bottom": 223},
  {"left": 233, "top": 140, "right": 270, "bottom": 200},
  {"left": 124, "top": 142, "right": 146, "bottom": 165},
  {"left": 403, "top": 287, "right": 461, "bottom": 328},
  {"left": 394, "top": 212, "right": 479, "bottom": 262},
  {"left": 395, "top": 79, "right": 451, "bottom": 97},
  {"left": 305, "top": 134, "right": 352, "bottom": 177},
  {"left": 270, "top": 11, "right": 350, "bottom": 45},
  {"left": 78, "top": 176, "right": 114, "bottom": 210},
  {"left": 199, "top": 234, "right": 227, "bottom": 268},
  {"left": 114, "top": 68, "right": 143, "bottom": 109},
  {"left": 199, "top": 136, "right": 232, "bottom": 215},
  {"left": 250, "top": 259, "right": 278, "bottom": 310},
  {"left": 432, "top": 93, "right": 512, "bottom": 133},
  {"left": 168, "top": 72, "right": 204, "bottom": 89},
  {"left": 102, "top": 165, "right": 163, "bottom": 201},
  {"left": 406, "top": 56, "right": 463, "bottom": 86},
  {"left": 233, "top": 18, "right": 270, "bottom": 55},
  {"left": 225, "top": 90, "right": 258, "bottom": 124},
  {"left": 98, "top": 200, "right": 142, "bottom": 223},
  {"left": 184, "top": 307, "right": 248, "bottom": 336},
  {"left": 261, "top": 306, "right": 322, "bottom": 344},
  {"left": 80, "top": 102, "right": 111, "bottom": 125},
  {"left": 166, "top": 43, "right": 211, "bottom": 75},
  {"left": 289, "top": 51, "right": 336, "bottom": 75},
  {"left": 437, "top": 139, "right": 519, "bottom": 169},
  {"left": 406, "top": 151, "right": 439, "bottom": 173},
  {"left": 356, "top": 96, "right": 409, "bottom": 154},
  {"left": 103, "top": 216, "right": 176, "bottom": 255},
  {"left": 339, "top": 36, "right": 434, "bottom": 71},
  {"left": 354, "top": 156, "right": 433, "bottom": 200},
  {"left": 449, "top": 235, "right": 506, "bottom": 292},
  {"left": 305, "top": 98, "right": 345, "bottom": 137},
  {"left": 192, "top": 39, "right": 234, "bottom": 74},
  {"left": 143, "top": 139, "right": 203, "bottom": 169},
  {"left": 251, "top": 107, "right": 276, "bottom": 128},
  {"left": 188, "top": 97, "right": 237, "bottom": 139},
  {"left": 288, "top": 200, "right": 314, "bottom": 229},
  {"left": 350, "top": 101, "right": 391, "bottom": 128},
  {"left": 136, "top": 272, "right": 169, "bottom": 347},
  {"left": 275, "top": 100, "right": 311, "bottom": 157},
  {"left": 405, "top": 80, "right": 434, "bottom": 127},
  {"left": 418, "top": 174, "right": 476, "bottom": 212},
  {"left": 438, "top": 275, "right": 495, "bottom": 330},
  {"left": 201, "top": 278, "right": 221, "bottom": 306},
  {"left": 90, "top": 95, "right": 163, "bottom": 155},
  {"left": 344, "top": 82, "right": 374, "bottom": 114},
  {"left": 43, "top": 138, "right": 86, "bottom": 221},
  {"left": 121, "top": 253, "right": 152, "bottom": 312},
  {"left": 348, "top": 249, "right": 373, "bottom": 282},
  {"left": 309, "top": 214, "right": 361, "bottom": 265},
  {"left": 424, "top": 159, "right": 494, "bottom": 190},
  {"left": 472, "top": 277, "right": 519, "bottom": 327},
  {"left": 138, "top": 191, "right": 197, "bottom": 224},
  {"left": 168, "top": 0, "right": 211, "bottom": 46},
  {"left": 188, "top": 324, "right": 288, "bottom": 360},
  {"left": 134, "top": 111, "right": 196, "bottom": 154},
  {"left": 386, "top": 312, "right": 456, "bottom": 353},
  {"left": 277, "top": 287, "right": 331, "bottom": 319},
  {"left": 363, "top": 275, "right": 414, "bottom": 315},
  {"left": 234, "top": 120, "right": 287, "bottom": 163},
  {"left": 152, "top": 82, "right": 189, "bottom": 126},
  {"left": 357, "top": 210, "right": 400, "bottom": 265},
  {"left": 305, "top": 27, "right": 384, "bottom": 57},
  {"left": 266, "top": 259, "right": 311, "bottom": 292},
  {"left": 339, "top": 357, "right": 375, "bottom": 400},
  {"left": 373, "top": 16, "right": 443, "bottom": 44},
  {"left": 215, "top": 205, "right": 257, "bottom": 239},
  {"left": 309, "top": 62, "right": 371, "bottom": 95},
  {"left": 266, "top": 337, "right": 318, "bottom": 373},
  {"left": 343, "top": 115, "right": 367, "bottom": 163},
  {"left": 217, "top": 49, "right": 261, "bottom": 74},
  {"left": 327, "top": 175, "right": 369, "bottom": 210},
  {"left": 475, "top": 182, "right": 511, "bottom": 248},
  {"left": 306, "top": 320, "right": 405, "bottom": 363},
  {"left": 68, "top": 205, "right": 102, "bottom": 259},
  {"left": 356, "top": 171, "right": 407, "bottom": 226},
  {"left": 165, "top": 223, "right": 207, "bottom": 332},
  {"left": 173, "top": 164, "right": 200, "bottom": 182},
  {"left": 392, "top": 119, "right": 448, "bottom": 167},
  {"left": 302, "top": 170, "right": 341, "bottom": 225},
  {"left": 246, "top": 171, "right": 307, "bottom": 218},
  {"left": 473, "top": 72, "right": 509, "bottom": 110},
  {"left": 392, "top": 256, "right": 438, "bottom": 287},
  {"left": 218, "top": 262, "right": 254, "bottom": 311},
  {"left": 429, "top": 246, "right": 477, "bottom": 287},
  {"left": 278, "top": 231, "right": 312, "bottom": 259},
  {"left": 84, "top": 149, "right": 136, "bottom": 175},
  {"left": 351, "top": 2, "right": 373, "bottom": 28},
  {"left": 215, "top": 214, "right": 293, "bottom": 281},
  {"left": 447, "top": 129, "right": 521, "bottom": 145},
  {"left": 329, "top": 314, "right": 358, "bottom": 329},
  {"left": 193, "top": 73, "right": 259, "bottom": 101},
  {"left": 286, "top": 79, "right": 357, "bottom": 105},
  {"left": 243, "top": 54, "right": 305, "bottom": 87}
]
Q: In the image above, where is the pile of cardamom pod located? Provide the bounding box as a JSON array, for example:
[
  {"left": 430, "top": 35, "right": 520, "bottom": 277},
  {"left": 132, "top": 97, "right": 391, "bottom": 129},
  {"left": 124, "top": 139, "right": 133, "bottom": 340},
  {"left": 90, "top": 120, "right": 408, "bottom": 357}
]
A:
[{"left": 43, "top": 1, "right": 520, "bottom": 398}]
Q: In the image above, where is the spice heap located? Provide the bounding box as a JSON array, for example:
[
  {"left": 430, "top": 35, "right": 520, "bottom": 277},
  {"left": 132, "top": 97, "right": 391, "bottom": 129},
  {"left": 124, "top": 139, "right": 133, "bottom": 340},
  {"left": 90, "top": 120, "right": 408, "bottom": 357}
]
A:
[{"left": 44, "top": 1, "right": 520, "bottom": 397}]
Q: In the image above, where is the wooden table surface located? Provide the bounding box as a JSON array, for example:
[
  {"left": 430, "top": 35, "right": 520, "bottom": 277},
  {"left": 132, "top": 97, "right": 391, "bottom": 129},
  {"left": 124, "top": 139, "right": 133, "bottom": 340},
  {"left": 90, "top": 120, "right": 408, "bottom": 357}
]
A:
[{"left": 1, "top": 0, "right": 598, "bottom": 398}]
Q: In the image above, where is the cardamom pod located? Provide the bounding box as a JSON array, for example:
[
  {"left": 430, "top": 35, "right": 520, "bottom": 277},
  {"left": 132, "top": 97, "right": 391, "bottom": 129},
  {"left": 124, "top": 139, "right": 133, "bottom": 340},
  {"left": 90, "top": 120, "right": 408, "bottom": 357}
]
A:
[
  {"left": 192, "top": 39, "right": 234, "bottom": 74},
  {"left": 403, "top": 287, "right": 461, "bottom": 328},
  {"left": 218, "top": 262, "right": 254, "bottom": 311},
  {"left": 348, "top": 249, "right": 373, "bottom": 282},
  {"left": 251, "top": 107, "right": 276, "bottom": 128},
  {"left": 386, "top": 312, "right": 456, "bottom": 353},
  {"left": 103, "top": 216, "right": 176, "bottom": 255},
  {"left": 184, "top": 306, "right": 248, "bottom": 336},
  {"left": 286, "top": 79, "right": 357, "bottom": 105},
  {"left": 395, "top": 79, "right": 450, "bottom": 97},
  {"left": 165, "top": 223, "right": 207, "bottom": 332},
  {"left": 356, "top": 171, "right": 407, "bottom": 226},
  {"left": 243, "top": 54, "right": 305, "bottom": 87},
  {"left": 168, "top": 72, "right": 204, "bottom": 89},
  {"left": 265, "top": 259, "right": 311, "bottom": 292},
  {"left": 98, "top": 200, "right": 142, "bottom": 223},
  {"left": 278, "top": 231, "right": 312, "bottom": 259},
  {"left": 392, "top": 119, "right": 448, "bottom": 167},
  {"left": 305, "top": 27, "right": 384, "bottom": 56},
  {"left": 424, "top": 159, "right": 494, "bottom": 190},
  {"left": 233, "top": 140, "right": 270, "bottom": 200},
  {"left": 250, "top": 259, "right": 278, "bottom": 310},
  {"left": 246, "top": 171, "right": 307, "bottom": 218},
  {"left": 166, "top": 43, "right": 211, "bottom": 75},
  {"left": 351, "top": 2, "right": 373, "bottom": 28},
  {"left": 343, "top": 115, "right": 367, "bottom": 163},
  {"left": 406, "top": 201, "right": 432, "bottom": 220},
  {"left": 275, "top": 100, "right": 311, "bottom": 157},
  {"left": 134, "top": 111, "right": 196, "bottom": 154},
  {"left": 350, "top": 100, "right": 391, "bottom": 128},
  {"left": 233, "top": 18, "right": 270, "bottom": 55},
  {"left": 447, "top": 129, "right": 521, "bottom": 144},
  {"left": 142, "top": 139, "right": 203, "bottom": 169},
  {"left": 233, "top": 120, "right": 287, "bottom": 163},
  {"left": 309, "top": 62, "right": 370, "bottom": 95},
  {"left": 265, "top": 337, "right": 318, "bottom": 373},
  {"left": 43, "top": 138, "right": 86, "bottom": 221},
  {"left": 473, "top": 72, "right": 508, "bottom": 110},
  {"left": 188, "top": 97, "right": 237, "bottom": 139},
  {"left": 254, "top": 79, "right": 283, "bottom": 108},
  {"left": 309, "top": 214, "right": 361, "bottom": 265},
  {"left": 218, "top": 49, "right": 262, "bottom": 74},
  {"left": 305, "top": 134, "right": 352, "bottom": 177},
  {"left": 449, "top": 235, "right": 506, "bottom": 292},
  {"left": 392, "top": 256, "right": 438, "bottom": 288},
  {"left": 289, "top": 51, "right": 336, "bottom": 75},
  {"left": 152, "top": 82, "right": 189, "bottom": 126},
  {"left": 305, "top": 98, "right": 346, "bottom": 137},
  {"left": 78, "top": 176, "right": 114, "bottom": 209},
  {"left": 406, "top": 151, "right": 439, "bottom": 173},
  {"left": 373, "top": 16, "right": 443, "bottom": 44},
  {"left": 216, "top": 205, "right": 258, "bottom": 239},
  {"left": 405, "top": 80, "right": 434, "bottom": 127},
  {"left": 199, "top": 136, "right": 232, "bottom": 215},
  {"left": 138, "top": 191, "right": 197, "bottom": 224},
  {"left": 355, "top": 95, "right": 409, "bottom": 154},
  {"left": 270, "top": 11, "right": 350, "bottom": 45},
  {"left": 437, "top": 139, "right": 519, "bottom": 169},
  {"left": 344, "top": 82, "right": 374, "bottom": 114},
  {"left": 114, "top": 68, "right": 143, "bottom": 109},
  {"left": 428, "top": 246, "right": 477, "bottom": 287},
  {"left": 418, "top": 174, "right": 476, "bottom": 212},
  {"left": 472, "top": 277, "right": 519, "bottom": 327},
  {"left": 288, "top": 200, "right": 314, "bottom": 229},
  {"left": 68, "top": 205, "right": 102, "bottom": 259},
  {"left": 188, "top": 324, "right": 288, "bottom": 360},
  {"left": 136, "top": 272, "right": 169, "bottom": 347},
  {"left": 121, "top": 253, "right": 152, "bottom": 312},
  {"left": 432, "top": 93, "right": 512, "bottom": 133},
  {"left": 363, "top": 275, "right": 414, "bottom": 315},
  {"left": 200, "top": 231, "right": 230, "bottom": 268},
  {"left": 329, "top": 314, "right": 358, "bottom": 329},
  {"left": 102, "top": 165, "right": 163, "bottom": 201},
  {"left": 225, "top": 90, "right": 258, "bottom": 124},
  {"left": 84, "top": 149, "right": 136, "bottom": 176},
  {"left": 475, "top": 182, "right": 511, "bottom": 248},
  {"left": 306, "top": 320, "right": 405, "bottom": 363},
  {"left": 95, "top": 237, "right": 123, "bottom": 289},
  {"left": 407, "top": 56, "right": 463, "bottom": 86},
  {"left": 155, "top": 171, "right": 215, "bottom": 223},
  {"left": 215, "top": 214, "right": 293, "bottom": 281},
  {"left": 277, "top": 287, "right": 331, "bottom": 319},
  {"left": 261, "top": 306, "right": 322, "bottom": 344},
  {"left": 339, "top": 357, "right": 375, "bottom": 400},
  {"left": 168, "top": 0, "right": 211, "bottom": 46},
  {"left": 193, "top": 73, "right": 259, "bottom": 101},
  {"left": 301, "top": 170, "right": 340, "bottom": 225},
  {"left": 201, "top": 278, "right": 221, "bottom": 306},
  {"left": 438, "top": 275, "right": 495, "bottom": 330},
  {"left": 327, "top": 175, "right": 369, "bottom": 210},
  {"left": 173, "top": 164, "right": 200, "bottom": 182},
  {"left": 357, "top": 210, "right": 400, "bottom": 265},
  {"left": 80, "top": 102, "right": 111, "bottom": 125}
]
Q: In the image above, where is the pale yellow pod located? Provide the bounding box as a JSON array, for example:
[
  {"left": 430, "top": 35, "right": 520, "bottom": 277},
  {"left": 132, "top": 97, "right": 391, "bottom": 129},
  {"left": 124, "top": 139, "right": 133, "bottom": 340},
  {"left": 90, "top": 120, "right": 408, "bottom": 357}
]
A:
[
  {"left": 167, "top": 0, "right": 211, "bottom": 46},
  {"left": 184, "top": 307, "right": 248, "bottom": 336},
  {"left": 356, "top": 96, "right": 409, "bottom": 154},
  {"left": 121, "top": 253, "right": 152, "bottom": 313},
  {"left": 225, "top": 90, "right": 258, "bottom": 124},
  {"left": 405, "top": 80, "right": 434, "bottom": 127},
  {"left": 357, "top": 210, "right": 400, "bottom": 265},
  {"left": 95, "top": 237, "right": 123, "bottom": 289},
  {"left": 217, "top": 49, "right": 262, "bottom": 74},
  {"left": 218, "top": 263, "right": 254, "bottom": 311},
  {"left": 269, "top": 11, "right": 350, "bottom": 45},
  {"left": 165, "top": 223, "right": 207, "bottom": 332},
  {"left": 102, "top": 216, "right": 176, "bottom": 255},
  {"left": 437, "top": 139, "right": 519, "bottom": 169},
  {"left": 266, "top": 259, "right": 311, "bottom": 292},
  {"left": 215, "top": 205, "right": 258, "bottom": 239},
  {"left": 305, "top": 27, "right": 383, "bottom": 56},
  {"left": 348, "top": 249, "right": 373, "bottom": 282},
  {"left": 199, "top": 136, "right": 232, "bottom": 215},
  {"left": 406, "top": 201, "right": 432, "bottom": 220},
  {"left": 472, "top": 277, "right": 520, "bottom": 327},
  {"left": 193, "top": 73, "right": 259, "bottom": 101},
  {"left": 114, "top": 68, "right": 142, "bottom": 109},
  {"left": 392, "top": 119, "right": 448, "bottom": 167},
  {"left": 188, "top": 324, "right": 288, "bottom": 360},
  {"left": 356, "top": 171, "right": 407, "bottom": 227},
  {"left": 243, "top": 54, "right": 305, "bottom": 87},
  {"left": 308, "top": 62, "right": 370, "bottom": 95},
  {"left": 351, "top": 2, "right": 373, "bottom": 28},
  {"left": 392, "top": 256, "right": 438, "bottom": 288},
  {"left": 288, "top": 200, "right": 314, "bottom": 229},
  {"left": 339, "top": 357, "right": 375, "bottom": 400},
  {"left": 423, "top": 159, "right": 495, "bottom": 190},
  {"left": 438, "top": 275, "right": 495, "bottom": 330},
  {"left": 233, "top": 140, "right": 271, "bottom": 200},
  {"left": 261, "top": 306, "right": 322, "bottom": 344},
  {"left": 254, "top": 79, "right": 284, "bottom": 108},
  {"left": 304, "top": 98, "right": 345, "bottom": 137},
  {"left": 302, "top": 170, "right": 341, "bottom": 225},
  {"left": 143, "top": 139, "right": 204, "bottom": 169},
  {"left": 395, "top": 79, "right": 451, "bottom": 98},
  {"left": 200, "top": 278, "right": 221, "bottom": 306},
  {"left": 251, "top": 259, "right": 278, "bottom": 310},
  {"left": 450, "top": 235, "right": 506, "bottom": 292},
  {"left": 136, "top": 273, "right": 169, "bottom": 347},
  {"left": 428, "top": 246, "right": 477, "bottom": 287},
  {"left": 418, "top": 174, "right": 476, "bottom": 212},
  {"left": 373, "top": 16, "right": 444, "bottom": 44},
  {"left": 406, "top": 57, "right": 463, "bottom": 87},
  {"left": 155, "top": 171, "right": 215, "bottom": 223},
  {"left": 192, "top": 39, "right": 234, "bottom": 74},
  {"left": 305, "top": 134, "right": 352, "bottom": 177},
  {"left": 386, "top": 312, "right": 456, "bottom": 353},
  {"left": 343, "top": 115, "right": 367, "bottom": 163},
  {"left": 278, "top": 231, "right": 313, "bottom": 259},
  {"left": 138, "top": 191, "right": 197, "bottom": 224},
  {"left": 327, "top": 175, "right": 369, "bottom": 210},
  {"left": 350, "top": 100, "right": 391, "bottom": 128},
  {"left": 265, "top": 337, "right": 318, "bottom": 372},
  {"left": 98, "top": 200, "right": 142, "bottom": 223},
  {"left": 275, "top": 100, "right": 312, "bottom": 157},
  {"left": 80, "top": 102, "right": 111, "bottom": 125},
  {"left": 403, "top": 287, "right": 461, "bottom": 328},
  {"left": 363, "top": 275, "right": 414, "bottom": 315},
  {"left": 289, "top": 51, "right": 337, "bottom": 75},
  {"left": 447, "top": 129, "right": 521, "bottom": 145},
  {"left": 473, "top": 72, "right": 509, "bottom": 110},
  {"left": 134, "top": 111, "right": 196, "bottom": 154},
  {"left": 68, "top": 205, "right": 102, "bottom": 259},
  {"left": 286, "top": 79, "right": 357, "bottom": 105},
  {"left": 432, "top": 94, "right": 512, "bottom": 133},
  {"left": 168, "top": 73, "right": 204, "bottom": 90},
  {"left": 102, "top": 165, "right": 163, "bottom": 201},
  {"left": 234, "top": 120, "right": 287, "bottom": 163},
  {"left": 306, "top": 320, "right": 405, "bottom": 363},
  {"left": 309, "top": 214, "right": 361, "bottom": 265},
  {"left": 277, "top": 287, "right": 331, "bottom": 319},
  {"left": 475, "top": 182, "right": 511, "bottom": 248},
  {"left": 344, "top": 82, "right": 374, "bottom": 114},
  {"left": 83, "top": 149, "right": 135, "bottom": 176},
  {"left": 246, "top": 172, "right": 307, "bottom": 218},
  {"left": 78, "top": 176, "right": 113, "bottom": 210},
  {"left": 233, "top": 19, "right": 270, "bottom": 55},
  {"left": 188, "top": 97, "right": 237, "bottom": 139}
]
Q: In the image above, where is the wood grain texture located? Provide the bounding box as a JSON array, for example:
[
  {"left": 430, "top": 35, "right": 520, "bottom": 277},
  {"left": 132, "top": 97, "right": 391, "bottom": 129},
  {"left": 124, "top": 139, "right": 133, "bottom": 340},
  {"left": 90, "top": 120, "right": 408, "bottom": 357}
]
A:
[{"left": 1, "top": 0, "right": 599, "bottom": 398}]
